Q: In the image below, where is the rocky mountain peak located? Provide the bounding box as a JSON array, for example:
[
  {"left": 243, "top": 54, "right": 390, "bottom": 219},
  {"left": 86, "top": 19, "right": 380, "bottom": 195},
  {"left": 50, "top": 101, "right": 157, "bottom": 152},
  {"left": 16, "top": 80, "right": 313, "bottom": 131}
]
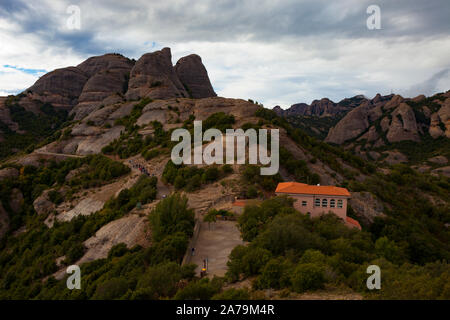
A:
[
  {"left": 175, "top": 54, "right": 217, "bottom": 98},
  {"left": 14, "top": 48, "right": 216, "bottom": 121},
  {"left": 125, "top": 47, "right": 188, "bottom": 101}
]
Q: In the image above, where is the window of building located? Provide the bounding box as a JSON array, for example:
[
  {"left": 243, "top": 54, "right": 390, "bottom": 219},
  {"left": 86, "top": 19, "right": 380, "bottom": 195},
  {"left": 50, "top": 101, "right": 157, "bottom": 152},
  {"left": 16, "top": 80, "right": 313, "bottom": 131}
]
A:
[
  {"left": 322, "top": 199, "right": 328, "bottom": 207},
  {"left": 337, "top": 199, "right": 343, "bottom": 208},
  {"left": 330, "top": 199, "right": 335, "bottom": 208},
  {"left": 302, "top": 201, "right": 307, "bottom": 207},
  {"left": 315, "top": 198, "right": 320, "bottom": 207}
]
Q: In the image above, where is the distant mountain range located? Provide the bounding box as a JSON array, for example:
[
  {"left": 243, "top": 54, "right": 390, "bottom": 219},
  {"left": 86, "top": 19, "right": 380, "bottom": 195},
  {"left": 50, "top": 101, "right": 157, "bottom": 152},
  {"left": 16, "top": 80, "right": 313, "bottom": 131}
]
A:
[{"left": 274, "top": 91, "right": 450, "bottom": 170}]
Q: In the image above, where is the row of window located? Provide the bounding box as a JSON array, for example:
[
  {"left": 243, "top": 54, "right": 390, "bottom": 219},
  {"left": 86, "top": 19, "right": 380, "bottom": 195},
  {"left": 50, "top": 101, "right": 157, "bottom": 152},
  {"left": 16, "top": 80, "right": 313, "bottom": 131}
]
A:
[{"left": 302, "top": 199, "right": 343, "bottom": 208}]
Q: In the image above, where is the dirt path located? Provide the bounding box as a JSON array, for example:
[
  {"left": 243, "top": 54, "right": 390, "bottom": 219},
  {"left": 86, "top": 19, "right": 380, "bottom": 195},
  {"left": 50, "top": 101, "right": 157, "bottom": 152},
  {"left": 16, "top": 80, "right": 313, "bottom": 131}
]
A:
[
  {"left": 190, "top": 220, "right": 244, "bottom": 277},
  {"left": 34, "top": 150, "right": 86, "bottom": 158}
]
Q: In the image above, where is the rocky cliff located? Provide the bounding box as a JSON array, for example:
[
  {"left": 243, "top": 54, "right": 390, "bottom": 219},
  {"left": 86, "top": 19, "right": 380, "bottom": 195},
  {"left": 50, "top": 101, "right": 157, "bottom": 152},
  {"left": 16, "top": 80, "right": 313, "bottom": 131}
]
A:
[
  {"left": 325, "top": 92, "right": 450, "bottom": 145},
  {"left": 274, "top": 95, "right": 367, "bottom": 117},
  {"left": 0, "top": 48, "right": 217, "bottom": 148}
]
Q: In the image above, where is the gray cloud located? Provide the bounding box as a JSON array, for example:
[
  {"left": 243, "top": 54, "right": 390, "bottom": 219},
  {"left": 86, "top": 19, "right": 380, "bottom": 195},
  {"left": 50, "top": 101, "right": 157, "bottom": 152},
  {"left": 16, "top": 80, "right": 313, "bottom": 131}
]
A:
[
  {"left": 402, "top": 68, "right": 450, "bottom": 97},
  {"left": 0, "top": 0, "right": 449, "bottom": 106}
]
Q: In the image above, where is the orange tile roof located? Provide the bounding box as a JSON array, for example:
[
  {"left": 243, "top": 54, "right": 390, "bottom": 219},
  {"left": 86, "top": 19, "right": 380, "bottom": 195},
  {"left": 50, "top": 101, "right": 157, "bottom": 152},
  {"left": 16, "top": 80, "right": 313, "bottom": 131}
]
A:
[
  {"left": 346, "top": 217, "right": 362, "bottom": 230},
  {"left": 275, "top": 182, "right": 351, "bottom": 197},
  {"left": 232, "top": 200, "right": 247, "bottom": 207}
]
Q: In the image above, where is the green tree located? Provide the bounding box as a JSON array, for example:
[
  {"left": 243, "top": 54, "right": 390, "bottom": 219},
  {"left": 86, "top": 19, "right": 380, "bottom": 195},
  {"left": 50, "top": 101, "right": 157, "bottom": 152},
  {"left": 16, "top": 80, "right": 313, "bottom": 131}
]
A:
[{"left": 291, "top": 263, "right": 326, "bottom": 293}]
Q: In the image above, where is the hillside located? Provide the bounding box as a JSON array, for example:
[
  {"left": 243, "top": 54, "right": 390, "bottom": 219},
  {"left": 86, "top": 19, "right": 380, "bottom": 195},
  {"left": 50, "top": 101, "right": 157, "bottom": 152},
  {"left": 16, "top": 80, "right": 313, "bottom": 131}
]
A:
[
  {"left": 0, "top": 48, "right": 449, "bottom": 300},
  {"left": 277, "top": 92, "right": 450, "bottom": 177}
]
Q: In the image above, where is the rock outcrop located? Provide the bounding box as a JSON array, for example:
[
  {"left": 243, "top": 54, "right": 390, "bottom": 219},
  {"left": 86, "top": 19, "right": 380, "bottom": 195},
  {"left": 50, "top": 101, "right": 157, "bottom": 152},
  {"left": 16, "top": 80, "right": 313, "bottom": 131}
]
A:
[
  {"left": 26, "top": 67, "right": 88, "bottom": 109},
  {"left": 33, "top": 190, "right": 55, "bottom": 215},
  {"left": 0, "top": 167, "right": 19, "bottom": 181},
  {"left": 21, "top": 48, "right": 216, "bottom": 121},
  {"left": 349, "top": 192, "right": 384, "bottom": 225},
  {"left": 324, "top": 92, "right": 449, "bottom": 147},
  {"left": 175, "top": 54, "right": 216, "bottom": 99},
  {"left": 386, "top": 103, "right": 420, "bottom": 143},
  {"left": 325, "top": 102, "right": 372, "bottom": 144},
  {"left": 77, "top": 214, "right": 150, "bottom": 264},
  {"left": 126, "top": 48, "right": 188, "bottom": 100},
  {"left": 275, "top": 96, "right": 367, "bottom": 117},
  {"left": 71, "top": 54, "right": 134, "bottom": 120}
]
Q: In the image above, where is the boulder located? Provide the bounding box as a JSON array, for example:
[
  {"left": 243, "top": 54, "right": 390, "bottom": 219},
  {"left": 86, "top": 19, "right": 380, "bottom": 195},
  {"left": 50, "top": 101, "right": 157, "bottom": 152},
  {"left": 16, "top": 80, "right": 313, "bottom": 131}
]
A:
[{"left": 175, "top": 54, "right": 216, "bottom": 98}]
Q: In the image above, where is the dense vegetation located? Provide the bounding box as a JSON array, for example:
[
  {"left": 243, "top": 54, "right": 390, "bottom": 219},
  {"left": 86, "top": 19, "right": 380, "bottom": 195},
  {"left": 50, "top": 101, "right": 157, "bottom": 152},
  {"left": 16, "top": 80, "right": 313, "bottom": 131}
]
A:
[
  {"left": 285, "top": 114, "right": 344, "bottom": 140},
  {"left": 0, "top": 95, "right": 70, "bottom": 160},
  {"left": 0, "top": 155, "right": 130, "bottom": 231},
  {"left": 227, "top": 197, "right": 450, "bottom": 299},
  {"left": 162, "top": 160, "right": 233, "bottom": 192},
  {"left": 101, "top": 98, "right": 176, "bottom": 159},
  {"left": 0, "top": 170, "right": 158, "bottom": 299}
]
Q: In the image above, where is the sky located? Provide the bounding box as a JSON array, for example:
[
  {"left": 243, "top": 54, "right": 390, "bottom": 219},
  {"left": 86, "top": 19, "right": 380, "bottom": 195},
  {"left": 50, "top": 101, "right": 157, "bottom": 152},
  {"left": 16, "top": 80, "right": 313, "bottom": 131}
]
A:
[{"left": 0, "top": 0, "right": 449, "bottom": 108}]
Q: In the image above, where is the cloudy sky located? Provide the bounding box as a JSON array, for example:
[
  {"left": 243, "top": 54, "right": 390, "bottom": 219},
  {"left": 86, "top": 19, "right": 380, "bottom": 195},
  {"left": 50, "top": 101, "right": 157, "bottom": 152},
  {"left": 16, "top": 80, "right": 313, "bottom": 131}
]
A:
[{"left": 0, "top": 0, "right": 449, "bottom": 108}]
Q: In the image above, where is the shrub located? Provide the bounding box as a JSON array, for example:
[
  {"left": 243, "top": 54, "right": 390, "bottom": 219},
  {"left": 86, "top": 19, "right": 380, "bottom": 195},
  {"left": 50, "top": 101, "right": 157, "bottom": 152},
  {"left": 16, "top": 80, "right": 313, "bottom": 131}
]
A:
[
  {"left": 291, "top": 263, "right": 326, "bottom": 293},
  {"left": 150, "top": 194, "right": 195, "bottom": 242},
  {"left": 174, "top": 277, "right": 223, "bottom": 300},
  {"left": 212, "top": 288, "right": 250, "bottom": 300}
]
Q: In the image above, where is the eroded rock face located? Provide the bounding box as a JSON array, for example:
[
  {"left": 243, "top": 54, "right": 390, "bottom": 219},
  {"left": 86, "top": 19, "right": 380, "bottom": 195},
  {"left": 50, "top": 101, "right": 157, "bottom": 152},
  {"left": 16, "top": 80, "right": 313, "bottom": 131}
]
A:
[
  {"left": 358, "top": 126, "right": 379, "bottom": 142},
  {"left": 324, "top": 92, "right": 450, "bottom": 146},
  {"left": 429, "top": 112, "right": 444, "bottom": 138},
  {"left": 56, "top": 198, "right": 105, "bottom": 222},
  {"left": 175, "top": 54, "right": 216, "bottom": 99},
  {"left": 349, "top": 192, "right": 384, "bottom": 225},
  {"left": 71, "top": 54, "right": 134, "bottom": 120},
  {"left": 386, "top": 103, "right": 420, "bottom": 143},
  {"left": 325, "top": 102, "right": 371, "bottom": 144},
  {"left": 77, "top": 53, "right": 134, "bottom": 78},
  {"left": 0, "top": 167, "right": 19, "bottom": 182},
  {"left": 126, "top": 48, "right": 188, "bottom": 100},
  {"left": 437, "top": 97, "right": 450, "bottom": 138},
  {"left": 78, "top": 214, "right": 150, "bottom": 264},
  {"left": 33, "top": 190, "right": 55, "bottom": 215},
  {"left": 27, "top": 67, "right": 88, "bottom": 109}
]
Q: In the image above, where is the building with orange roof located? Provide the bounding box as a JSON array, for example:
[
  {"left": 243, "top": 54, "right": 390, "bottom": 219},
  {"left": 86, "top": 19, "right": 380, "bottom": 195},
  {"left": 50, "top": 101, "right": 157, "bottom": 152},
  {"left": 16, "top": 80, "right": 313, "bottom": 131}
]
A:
[{"left": 275, "top": 182, "right": 360, "bottom": 230}]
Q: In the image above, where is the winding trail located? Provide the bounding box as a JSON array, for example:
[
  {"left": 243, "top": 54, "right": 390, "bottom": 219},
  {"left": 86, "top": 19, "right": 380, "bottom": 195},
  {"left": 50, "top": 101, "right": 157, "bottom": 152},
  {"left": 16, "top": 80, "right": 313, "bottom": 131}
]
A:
[{"left": 34, "top": 150, "right": 86, "bottom": 158}]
